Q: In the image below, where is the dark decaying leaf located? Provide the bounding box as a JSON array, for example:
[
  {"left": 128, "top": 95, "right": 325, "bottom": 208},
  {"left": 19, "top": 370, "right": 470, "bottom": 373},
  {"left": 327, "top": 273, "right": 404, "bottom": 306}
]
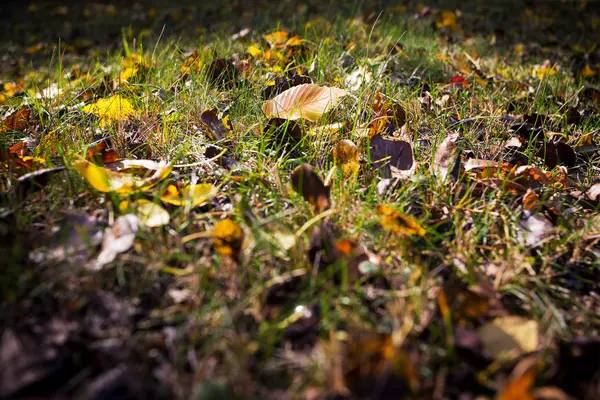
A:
[
  {"left": 343, "top": 332, "right": 418, "bottom": 398},
  {"left": 290, "top": 164, "right": 330, "bottom": 212},
  {"left": 263, "top": 118, "right": 304, "bottom": 149},
  {"left": 262, "top": 71, "right": 313, "bottom": 100},
  {"left": 368, "top": 91, "right": 407, "bottom": 137},
  {"left": 369, "top": 134, "right": 414, "bottom": 178},
  {"left": 553, "top": 337, "right": 600, "bottom": 400},
  {"left": 206, "top": 58, "right": 238, "bottom": 88},
  {"left": 537, "top": 141, "right": 577, "bottom": 168},
  {"left": 200, "top": 108, "right": 233, "bottom": 141}
]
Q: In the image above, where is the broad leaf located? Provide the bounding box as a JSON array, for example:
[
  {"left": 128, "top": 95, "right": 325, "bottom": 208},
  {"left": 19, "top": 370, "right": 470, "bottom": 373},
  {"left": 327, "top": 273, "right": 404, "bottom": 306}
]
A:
[{"left": 262, "top": 84, "right": 347, "bottom": 122}]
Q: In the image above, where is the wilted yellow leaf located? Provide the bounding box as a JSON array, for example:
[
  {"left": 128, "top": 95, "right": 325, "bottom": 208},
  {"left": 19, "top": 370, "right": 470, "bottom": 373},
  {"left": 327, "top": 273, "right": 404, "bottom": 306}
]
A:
[
  {"left": 72, "top": 159, "right": 172, "bottom": 193},
  {"left": 285, "top": 35, "right": 303, "bottom": 46},
  {"left": 377, "top": 205, "right": 426, "bottom": 236},
  {"left": 262, "top": 84, "right": 348, "bottom": 122},
  {"left": 160, "top": 183, "right": 217, "bottom": 208},
  {"left": 82, "top": 95, "right": 136, "bottom": 126}
]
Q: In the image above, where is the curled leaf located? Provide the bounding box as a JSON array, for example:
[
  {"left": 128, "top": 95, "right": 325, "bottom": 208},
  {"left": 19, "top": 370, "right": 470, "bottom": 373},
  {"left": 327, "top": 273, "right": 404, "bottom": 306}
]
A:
[
  {"left": 72, "top": 159, "right": 171, "bottom": 193},
  {"left": 262, "top": 84, "right": 348, "bottom": 122}
]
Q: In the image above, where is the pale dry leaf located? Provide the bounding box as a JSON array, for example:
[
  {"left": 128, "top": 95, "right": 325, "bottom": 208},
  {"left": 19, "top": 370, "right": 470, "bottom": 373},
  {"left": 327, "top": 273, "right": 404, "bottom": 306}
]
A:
[
  {"left": 90, "top": 214, "right": 140, "bottom": 270},
  {"left": 433, "top": 133, "right": 460, "bottom": 180},
  {"left": 478, "top": 316, "right": 539, "bottom": 360},
  {"left": 518, "top": 213, "right": 554, "bottom": 247},
  {"left": 262, "top": 83, "right": 348, "bottom": 122}
]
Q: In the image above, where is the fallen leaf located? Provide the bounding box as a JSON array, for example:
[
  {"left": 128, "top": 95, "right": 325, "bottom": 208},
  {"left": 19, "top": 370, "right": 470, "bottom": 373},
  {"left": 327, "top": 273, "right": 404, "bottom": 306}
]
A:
[
  {"left": 332, "top": 139, "right": 359, "bottom": 178},
  {"left": 377, "top": 205, "right": 426, "bottom": 236},
  {"left": 518, "top": 213, "right": 554, "bottom": 247},
  {"left": 478, "top": 316, "right": 539, "bottom": 360},
  {"left": 199, "top": 109, "right": 233, "bottom": 141},
  {"left": 82, "top": 95, "right": 135, "bottom": 126},
  {"left": 585, "top": 183, "right": 600, "bottom": 201},
  {"left": 290, "top": 164, "right": 330, "bottom": 212},
  {"left": 262, "top": 84, "right": 348, "bottom": 122},
  {"left": 343, "top": 332, "right": 418, "bottom": 398},
  {"left": 497, "top": 359, "right": 539, "bottom": 400},
  {"left": 212, "top": 218, "right": 244, "bottom": 261},
  {"left": 369, "top": 135, "right": 415, "bottom": 178},
  {"left": 0, "top": 108, "right": 31, "bottom": 133},
  {"left": 119, "top": 199, "right": 169, "bottom": 227},
  {"left": 264, "top": 30, "right": 289, "bottom": 47},
  {"left": 72, "top": 159, "right": 172, "bottom": 193},
  {"left": 91, "top": 214, "right": 140, "bottom": 270},
  {"left": 160, "top": 182, "right": 217, "bottom": 208},
  {"left": 433, "top": 133, "right": 460, "bottom": 180}
]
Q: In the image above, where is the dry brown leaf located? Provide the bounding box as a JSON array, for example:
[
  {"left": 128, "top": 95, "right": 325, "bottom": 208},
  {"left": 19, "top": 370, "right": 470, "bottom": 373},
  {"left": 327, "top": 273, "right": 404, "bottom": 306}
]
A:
[
  {"left": 262, "top": 84, "right": 348, "bottom": 122},
  {"left": 291, "top": 164, "right": 330, "bottom": 212}
]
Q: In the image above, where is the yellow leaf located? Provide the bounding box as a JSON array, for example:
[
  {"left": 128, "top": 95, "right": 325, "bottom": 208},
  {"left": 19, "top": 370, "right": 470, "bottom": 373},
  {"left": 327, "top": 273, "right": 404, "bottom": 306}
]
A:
[
  {"left": 119, "top": 66, "right": 139, "bottom": 82},
  {"left": 285, "top": 35, "right": 303, "bottom": 47},
  {"left": 332, "top": 139, "right": 359, "bottom": 178},
  {"left": 212, "top": 219, "right": 244, "bottom": 260},
  {"left": 264, "top": 30, "right": 288, "bottom": 47},
  {"left": 72, "top": 159, "right": 172, "bottom": 193},
  {"left": 580, "top": 64, "right": 597, "bottom": 78},
  {"left": 377, "top": 205, "right": 426, "bottom": 236},
  {"left": 262, "top": 83, "right": 348, "bottom": 122},
  {"left": 532, "top": 60, "right": 559, "bottom": 80},
  {"left": 247, "top": 45, "right": 263, "bottom": 57},
  {"left": 82, "top": 95, "right": 135, "bottom": 126},
  {"left": 437, "top": 11, "right": 458, "bottom": 30},
  {"left": 160, "top": 183, "right": 217, "bottom": 208},
  {"left": 120, "top": 199, "right": 169, "bottom": 227}
]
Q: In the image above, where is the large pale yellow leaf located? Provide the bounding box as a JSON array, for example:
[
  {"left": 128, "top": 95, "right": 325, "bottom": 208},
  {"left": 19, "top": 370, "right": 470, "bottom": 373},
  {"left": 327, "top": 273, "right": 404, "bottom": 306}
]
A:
[
  {"left": 72, "top": 159, "right": 171, "bottom": 193},
  {"left": 478, "top": 316, "right": 539, "bottom": 360},
  {"left": 262, "top": 84, "right": 348, "bottom": 122}
]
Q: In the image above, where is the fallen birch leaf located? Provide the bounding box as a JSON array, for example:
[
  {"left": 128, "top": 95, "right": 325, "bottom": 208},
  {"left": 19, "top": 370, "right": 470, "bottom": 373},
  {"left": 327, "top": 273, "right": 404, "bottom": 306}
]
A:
[{"left": 262, "top": 84, "right": 348, "bottom": 122}]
